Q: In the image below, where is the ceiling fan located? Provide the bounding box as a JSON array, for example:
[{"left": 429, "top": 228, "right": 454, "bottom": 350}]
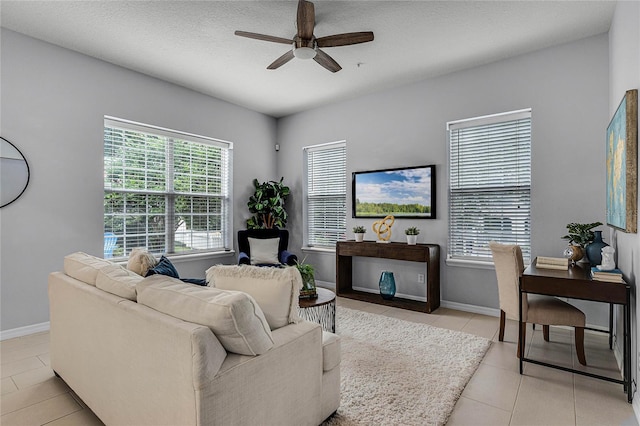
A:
[{"left": 234, "top": 0, "right": 374, "bottom": 73}]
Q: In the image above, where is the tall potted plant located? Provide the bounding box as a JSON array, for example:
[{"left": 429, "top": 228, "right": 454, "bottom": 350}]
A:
[{"left": 247, "top": 177, "right": 290, "bottom": 229}]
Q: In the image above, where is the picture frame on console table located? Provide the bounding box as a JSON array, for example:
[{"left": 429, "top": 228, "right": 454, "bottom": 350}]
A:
[{"left": 606, "top": 89, "right": 637, "bottom": 233}]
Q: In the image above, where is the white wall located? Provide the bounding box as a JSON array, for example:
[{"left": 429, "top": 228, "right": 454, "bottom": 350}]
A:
[
  {"left": 277, "top": 34, "right": 611, "bottom": 324},
  {"left": 609, "top": 0, "right": 640, "bottom": 407},
  {"left": 0, "top": 29, "right": 278, "bottom": 332},
  {"left": 0, "top": 26, "right": 621, "bottom": 333}
]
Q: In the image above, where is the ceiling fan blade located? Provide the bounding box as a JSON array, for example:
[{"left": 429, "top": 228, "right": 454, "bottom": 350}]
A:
[
  {"left": 234, "top": 31, "right": 292, "bottom": 45},
  {"left": 297, "top": 0, "right": 315, "bottom": 40},
  {"left": 314, "top": 49, "right": 342, "bottom": 73},
  {"left": 267, "top": 50, "right": 295, "bottom": 70},
  {"left": 316, "top": 31, "right": 374, "bottom": 48}
]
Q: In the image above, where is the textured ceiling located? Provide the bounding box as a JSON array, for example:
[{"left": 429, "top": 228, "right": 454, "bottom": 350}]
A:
[{"left": 1, "top": 1, "right": 615, "bottom": 117}]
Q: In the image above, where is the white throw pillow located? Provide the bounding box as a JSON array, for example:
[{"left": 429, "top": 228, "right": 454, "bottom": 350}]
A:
[
  {"left": 248, "top": 237, "right": 280, "bottom": 265},
  {"left": 127, "top": 248, "right": 158, "bottom": 276},
  {"left": 64, "top": 252, "right": 113, "bottom": 286},
  {"left": 96, "top": 263, "right": 143, "bottom": 301},
  {"left": 137, "top": 275, "right": 274, "bottom": 356},
  {"left": 206, "top": 264, "right": 302, "bottom": 330}
]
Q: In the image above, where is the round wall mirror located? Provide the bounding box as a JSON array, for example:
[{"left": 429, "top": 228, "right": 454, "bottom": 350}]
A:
[{"left": 1, "top": 137, "right": 30, "bottom": 208}]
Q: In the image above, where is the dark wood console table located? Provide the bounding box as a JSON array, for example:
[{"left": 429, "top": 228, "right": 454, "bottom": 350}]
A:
[{"left": 336, "top": 241, "right": 440, "bottom": 313}]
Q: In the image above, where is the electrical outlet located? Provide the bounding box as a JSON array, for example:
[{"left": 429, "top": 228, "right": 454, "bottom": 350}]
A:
[{"left": 417, "top": 274, "right": 425, "bottom": 283}]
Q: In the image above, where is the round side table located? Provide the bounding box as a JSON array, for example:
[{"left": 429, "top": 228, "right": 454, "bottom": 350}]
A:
[{"left": 298, "top": 287, "right": 336, "bottom": 333}]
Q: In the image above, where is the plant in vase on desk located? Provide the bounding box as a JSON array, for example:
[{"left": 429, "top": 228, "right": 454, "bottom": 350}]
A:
[
  {"left": 561, "top": 221, "right": 602, "bottom": 264},
  {"left": 404, "top": 227, "right": 420, "bottom": 245},
  {"left": 352, "top": 226, "right": 366, "bottom": 242}
]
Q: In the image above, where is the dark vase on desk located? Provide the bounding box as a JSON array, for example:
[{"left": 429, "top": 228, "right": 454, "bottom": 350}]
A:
[{"left": 586, "top": 230, "right": 608, "bottom": 266}]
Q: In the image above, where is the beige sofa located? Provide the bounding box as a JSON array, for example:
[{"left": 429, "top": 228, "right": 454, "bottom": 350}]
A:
[{"left": 48, "top": 253, "right": 340, "bottom": 426}]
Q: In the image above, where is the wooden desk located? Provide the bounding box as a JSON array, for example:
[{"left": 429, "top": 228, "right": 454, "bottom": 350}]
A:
[
  {"left": 336, "top": 241, "right": 440, "bottom": 313},
  {"left": 519, "top": 260, "right": 631, "bottom": 402}
]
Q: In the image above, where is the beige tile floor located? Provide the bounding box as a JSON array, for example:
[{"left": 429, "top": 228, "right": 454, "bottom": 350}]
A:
[{"left": 1, "top": 297, "right": 637, "bottom": 425}]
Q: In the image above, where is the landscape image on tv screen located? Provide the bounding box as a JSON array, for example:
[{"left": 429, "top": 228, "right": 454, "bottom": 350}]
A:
[{"left": 352, "top": 165, "right": 435, "bottom": 218}]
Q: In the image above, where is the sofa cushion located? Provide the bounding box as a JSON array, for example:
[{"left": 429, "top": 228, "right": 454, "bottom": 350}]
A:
[
  {"left": 146, "top": 255, "right": 180, "bottom": 278},
  {"left": 96, "top": 263, "right": 143, "bottom": 301},
  {"left": 64, "top": 252, "right": 113, "bottom": 286},
  {"left": 248, "top": 237, "right": 280, "bottom": 265},
  {"left": 137, "top": 275, "right": 274, "bottom": 356},
  {"left": 322, "top": 331, "right": 341, "bottom": 372},
  {"left": 126, "top": 248, "right": 157, "bottom": 276},
  {"left": 206, "top": 264, "right": 301, "bottom": 330}
]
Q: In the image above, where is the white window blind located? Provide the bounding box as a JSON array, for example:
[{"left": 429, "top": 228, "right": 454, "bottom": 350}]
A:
[
  {"left": 104, "top": 117, "right": 232, "bottom": 258},
  {"left": 447, "top": 109, "right": 531, "bottom": 263},
  {"left": 305, "top": 141, "right": 347, "bottom": 248}
]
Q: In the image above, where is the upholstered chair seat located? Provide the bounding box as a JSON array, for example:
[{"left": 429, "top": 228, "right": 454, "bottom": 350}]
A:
[
  {"left": 489, "top": 241, "right": 586, "bottom": 365},
  {"left": 526, "top": 295, "right": 586, "bottom": 327}
]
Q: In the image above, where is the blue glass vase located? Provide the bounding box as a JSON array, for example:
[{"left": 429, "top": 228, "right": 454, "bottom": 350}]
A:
[
  {"left": 379, "top": 271, "right": 396, "bottom": 300},
  {"left": 586, "top": 230, "right": 608, "bottom": 266}
]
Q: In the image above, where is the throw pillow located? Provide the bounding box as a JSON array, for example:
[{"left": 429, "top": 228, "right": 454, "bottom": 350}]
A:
[
  {"left": 248, "top": 237, "right": 280, "bottom": 265},
  {"left": 64, "top": 252, "right": 113, "bottom": 286},
  {"left": 206, "top": 264, "right": 302, "bottom": 330},
  {"left": 96, "top": 263, "right": 142, "bottom": 301},
  {"left": 127, "top": 248, "right": 158, "bottom": 276},
  {"left": 137, "top": 275, "right": 274, "bottom": 355},
  {"left": 146, "top": 255, "right": 179, "bottom": 278}
]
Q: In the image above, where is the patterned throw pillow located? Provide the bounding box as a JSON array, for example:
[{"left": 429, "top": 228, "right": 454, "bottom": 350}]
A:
[
  {"left": 145, "top": 255, "right": 179, "bottom": 278},
  {"left": 127, "top": 248, "right": 158, "bottom": 276}
]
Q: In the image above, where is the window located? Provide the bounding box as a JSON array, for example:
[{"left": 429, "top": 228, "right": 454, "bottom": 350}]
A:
[
  {"left": 447, "top": 109, "right": 531, "bottom": 264},
  {"left": 304, "top": 141, "right": 347, "bottom": 248},
  {"left": 104, "top": 117, "right": 232, "bottom": 258}
]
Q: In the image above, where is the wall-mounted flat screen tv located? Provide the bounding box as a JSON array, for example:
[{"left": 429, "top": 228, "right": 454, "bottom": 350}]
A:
[{"left": 352, "top": 164, "right": 436, "bottom": 218}]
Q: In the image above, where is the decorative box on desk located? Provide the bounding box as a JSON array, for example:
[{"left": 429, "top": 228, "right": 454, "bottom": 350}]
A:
[{"left": 335, "top": 240, "right": 440, "bottom": 313}]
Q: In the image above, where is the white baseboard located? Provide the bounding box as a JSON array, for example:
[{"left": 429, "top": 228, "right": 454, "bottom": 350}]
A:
[
  {"left": 633, "top": 394, "right": 640, "bottom": 426},
  {"left": 315, "top": 280, "right": 335, "bottom": 291},
  {"left": 1, "top": 321, "right": 50, "bottom": 341},
  {"left": 440, "top": 300, "right": 501, "bottom": 317},
  {"left": 352, "top": 285, "right": 427, "bottom": 302}
]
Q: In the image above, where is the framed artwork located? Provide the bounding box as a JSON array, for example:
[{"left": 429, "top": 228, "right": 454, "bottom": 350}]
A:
[{"left": 606, "top": 89, "right": 637, "bottom": 233}]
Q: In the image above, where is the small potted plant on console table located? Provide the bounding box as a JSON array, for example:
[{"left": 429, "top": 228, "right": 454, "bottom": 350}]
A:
[
  {"left": 353, "top": 226, "right": 366, "bottom": 242},
  {"left": 405, "top": 226, "right": 420, "bottom": 245}
]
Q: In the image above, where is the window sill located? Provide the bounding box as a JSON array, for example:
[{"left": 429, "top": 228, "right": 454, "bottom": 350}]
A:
[
  {"left": 167, "top": 250, "right": 235, "bottom": 263},
  {"left": 110, "top": 250, "right": 234, "bottom": 264},
  {"left": 445, "top": 258, "right": 495, "bottom": 270},
  {"left": 301, "top": 246, "right": 336, "bottom": 255}
]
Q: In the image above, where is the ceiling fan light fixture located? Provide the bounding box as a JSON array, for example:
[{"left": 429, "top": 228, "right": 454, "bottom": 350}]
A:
[{"left": 293, "top": 46, "right": 317, "bottom": 60}]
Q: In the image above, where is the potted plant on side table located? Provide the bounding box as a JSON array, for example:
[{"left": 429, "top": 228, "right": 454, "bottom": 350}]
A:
[{"left": 295, "top": 258, "right": 317, "bottom": 299}]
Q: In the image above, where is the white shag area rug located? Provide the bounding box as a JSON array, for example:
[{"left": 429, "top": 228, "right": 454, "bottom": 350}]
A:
[{"left": 324, "top": 307, "right": 491, "bottom": 426}]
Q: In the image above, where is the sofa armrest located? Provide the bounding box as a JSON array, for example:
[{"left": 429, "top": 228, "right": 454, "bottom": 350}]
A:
[
  {"left": 280, "top": 250, "right": 298, "bottom": 266},
  {"left": 238, "top": 252, "right": 251, "bottom": 265},
  {"left": 201, "top": 321, "right": 324, "bottom": 425}
]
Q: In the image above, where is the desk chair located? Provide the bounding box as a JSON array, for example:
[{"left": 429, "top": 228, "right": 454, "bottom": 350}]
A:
[{"left": 489, "top": 241, "right": 586, "bottom": 365}]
